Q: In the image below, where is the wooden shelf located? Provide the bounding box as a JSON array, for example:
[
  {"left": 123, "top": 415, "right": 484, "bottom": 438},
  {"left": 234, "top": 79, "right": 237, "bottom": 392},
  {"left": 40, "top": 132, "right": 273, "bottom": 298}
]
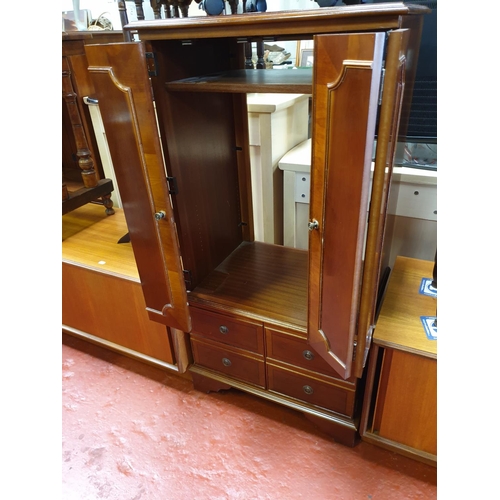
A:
[
  {"left": 165, "top": 69, "right": 313, "bottom": 94},
  {"left": 189, "top": 241, "right": 308, "bottom": 329}
]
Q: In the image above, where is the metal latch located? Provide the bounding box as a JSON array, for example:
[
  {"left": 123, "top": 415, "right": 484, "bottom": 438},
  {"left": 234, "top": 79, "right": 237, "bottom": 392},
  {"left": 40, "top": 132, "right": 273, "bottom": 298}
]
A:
[{"left": 166, "top": 176, "right": 178, "bottom": 195}]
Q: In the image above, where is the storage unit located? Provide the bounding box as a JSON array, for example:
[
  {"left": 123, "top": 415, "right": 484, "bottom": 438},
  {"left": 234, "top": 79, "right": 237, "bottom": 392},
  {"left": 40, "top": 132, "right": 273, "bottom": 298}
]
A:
[
  {"left": 247, "top": 93, "right": 310, "bottom": 244},
  {"left": 62, "top": 203, "right": 189, "bottom": 372},
  {"left": 80, "top": 4, "right": 428, "bottom": 445},
  {"left": 360, "top": 256, "right": 437, "bottom": 465}
]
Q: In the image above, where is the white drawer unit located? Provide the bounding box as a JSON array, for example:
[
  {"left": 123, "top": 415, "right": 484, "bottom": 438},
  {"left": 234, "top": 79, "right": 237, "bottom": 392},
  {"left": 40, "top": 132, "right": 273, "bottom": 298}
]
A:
[{"left": 247, "top": 93, "right": 310, "bottom": 245}]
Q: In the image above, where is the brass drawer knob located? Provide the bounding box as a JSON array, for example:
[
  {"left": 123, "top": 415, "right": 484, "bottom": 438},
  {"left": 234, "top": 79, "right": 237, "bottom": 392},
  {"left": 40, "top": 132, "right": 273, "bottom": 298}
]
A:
[
  {"left": 302, "top": 350, "right": 314, "bottom": 361},
  {"left": 303, "top": 385, "right": 314, "bottom": 395},
  {"left": 222, "top": 357, "right": 232, "bottom": 367},
  {"left": 219, "top": 325, "right": 229, "bottom": 334}
]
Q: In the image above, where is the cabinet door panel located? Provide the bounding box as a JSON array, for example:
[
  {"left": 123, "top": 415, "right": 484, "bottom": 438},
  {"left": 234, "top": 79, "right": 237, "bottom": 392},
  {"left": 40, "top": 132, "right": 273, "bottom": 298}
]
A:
[
  {"left": 308, "top": 32, "right": 384, "bottom": 379},
  {"left": 85, "top": 42, "right": 191, "bottom": 332}
]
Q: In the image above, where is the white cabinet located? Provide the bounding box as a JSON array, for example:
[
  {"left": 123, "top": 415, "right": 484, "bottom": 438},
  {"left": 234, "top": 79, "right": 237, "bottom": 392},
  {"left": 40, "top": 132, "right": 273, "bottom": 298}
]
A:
[{"left": 247, "top": 93, "right": 309, "bottom": 244}]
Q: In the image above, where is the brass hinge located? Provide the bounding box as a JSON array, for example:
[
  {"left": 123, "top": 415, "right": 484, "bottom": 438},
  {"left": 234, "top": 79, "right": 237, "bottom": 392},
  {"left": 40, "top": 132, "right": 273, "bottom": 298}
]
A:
[
  {"left": 145, "top": 52, "right": 158, "bottom": 77},
  {"left": 363, "top": 325, "right": 375, "bottom": 368},
  {"left": 378, "top": 68, "right": 386, "bottom": 106}
]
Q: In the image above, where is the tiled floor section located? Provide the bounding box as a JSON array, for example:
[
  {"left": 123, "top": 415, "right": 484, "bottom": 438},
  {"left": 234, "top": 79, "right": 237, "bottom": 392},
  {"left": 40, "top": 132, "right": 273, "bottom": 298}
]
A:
[{"left": 62, "top": 334, "right": 437, "bottom": 499}]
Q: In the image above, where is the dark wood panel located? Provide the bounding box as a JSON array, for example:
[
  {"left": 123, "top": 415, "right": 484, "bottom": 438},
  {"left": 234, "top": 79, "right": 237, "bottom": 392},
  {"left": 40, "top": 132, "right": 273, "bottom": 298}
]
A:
[
  {"left": 159, "top": 91, "right": 244, "bottom": 290},
  {"left": 189, "top": 241, "right": 308, "bottom": 329}
]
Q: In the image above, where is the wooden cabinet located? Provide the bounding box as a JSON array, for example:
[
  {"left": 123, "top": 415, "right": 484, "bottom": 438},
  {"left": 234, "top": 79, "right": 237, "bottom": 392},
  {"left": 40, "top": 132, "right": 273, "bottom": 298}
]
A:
[
  {"left": 360, "top": 256, "right": 437, "bottom": 465},
  {"left": 82, "top": 4, "right": 428, "bottom": 446},
  {"left": 62, "top": 204, "right": 187, "bottom": 372}
]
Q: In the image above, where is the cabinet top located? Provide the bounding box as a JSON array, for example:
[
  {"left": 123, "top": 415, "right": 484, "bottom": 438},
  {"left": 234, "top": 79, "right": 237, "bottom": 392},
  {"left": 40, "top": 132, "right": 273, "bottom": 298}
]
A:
[
  {"left": 374, "top": 256, "right": 437, "bottom": 358},
  {"left": 125, "top": 3, "right": 429, "bottom": 41}
]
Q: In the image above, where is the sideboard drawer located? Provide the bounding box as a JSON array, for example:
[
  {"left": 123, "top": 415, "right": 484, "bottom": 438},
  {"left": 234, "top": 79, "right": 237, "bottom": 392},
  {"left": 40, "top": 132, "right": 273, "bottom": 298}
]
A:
[
  {"left": 191, "top": 336, "right": 266, "bottom": 388},
  {"left": 190, "top": 307, "right": 264, "bottom": 354},
  {"left": 265, "top": 327, "right": 356, "bottom": 386},
  {"left": 267, "top": 361, "right": 356, "bottom": 417}
]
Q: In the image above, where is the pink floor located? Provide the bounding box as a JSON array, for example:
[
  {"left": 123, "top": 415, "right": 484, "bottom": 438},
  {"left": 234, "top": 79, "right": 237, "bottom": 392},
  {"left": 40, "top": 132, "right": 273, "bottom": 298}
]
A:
[{"left": 62, "top": 333, "right": 437, "bottom": 499}]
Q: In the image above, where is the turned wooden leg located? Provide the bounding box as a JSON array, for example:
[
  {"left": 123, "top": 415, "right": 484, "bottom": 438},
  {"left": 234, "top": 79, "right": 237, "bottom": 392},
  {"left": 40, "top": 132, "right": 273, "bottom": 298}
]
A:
[
  {"left": 101, "top": 193, "right": 115, "bottom": 216},
  {"left": 117, "top": 1, "right": 132, "bottom": 41},
  {"left": 150, "top": 0, "right": 162, "bottom": 18},
  {"left": 227, "top": 0, "right": 238, "bottom": 14},
  {"left": 134, "top": 0, "right": 145, "bottom": 20},
  {"left": 244, "top": 42, "right": 254, "bottom": 69},
  {"left": 62, "top": 57, "right": 98, "bottom": 189},
  {"left": 256, "top": 40, "right": 265, "bottom": 69}
]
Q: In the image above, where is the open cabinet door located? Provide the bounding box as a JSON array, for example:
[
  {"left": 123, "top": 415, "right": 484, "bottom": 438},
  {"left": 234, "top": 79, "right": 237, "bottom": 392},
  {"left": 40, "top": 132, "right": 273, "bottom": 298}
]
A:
[
  {"left": 354, "top": 29, "right": 411, "bottom": 378},
  {"left": 85, "top": 42, "right": 191, "bottom": 333},
  {"left": 308, "top": 32, "right": 385, "bottom": 380}
]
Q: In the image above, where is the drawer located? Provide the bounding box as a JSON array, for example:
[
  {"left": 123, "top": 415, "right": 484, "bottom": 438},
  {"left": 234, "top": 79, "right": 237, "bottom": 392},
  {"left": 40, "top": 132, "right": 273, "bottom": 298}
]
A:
[
  {"left": 267, "top": 361, "right": 356, "bottom": 417},
  {"left": 190, "top": 307, "right": 264, "bottom": 354},
  {"left": 190, "top": 336, "right": 266, "bottom": 389},
  {"left": 265, "top": 327, "right": 356, "bottom": 386}
]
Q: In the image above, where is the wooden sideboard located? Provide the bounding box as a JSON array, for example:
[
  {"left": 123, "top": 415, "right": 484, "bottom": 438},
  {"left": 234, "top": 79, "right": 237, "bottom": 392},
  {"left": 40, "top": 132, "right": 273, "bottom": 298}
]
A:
[
  {"left": 360, "top": 256, "right": 437, "bottom": 465},
  {"left": 71, "top": 4, "right": 429, "bottom": 447},
  {"left": 62, "top": 31, "right": 124, "bottom": 215}
]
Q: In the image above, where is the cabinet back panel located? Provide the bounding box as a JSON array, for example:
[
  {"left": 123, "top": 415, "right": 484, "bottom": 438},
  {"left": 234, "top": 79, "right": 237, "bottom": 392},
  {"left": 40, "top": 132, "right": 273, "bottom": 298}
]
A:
[{"left": 161, "top": 91, "right": 244, "bottom": 289}]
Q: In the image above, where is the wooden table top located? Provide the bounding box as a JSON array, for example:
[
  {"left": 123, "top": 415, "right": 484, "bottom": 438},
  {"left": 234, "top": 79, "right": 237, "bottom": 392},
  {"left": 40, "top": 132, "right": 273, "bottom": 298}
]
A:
[
  {"left": 62, "top": 204, "right": 139, "bottom": 281},
  {"left": 374, "top": 256, "right": 437, "bottom": 359}
]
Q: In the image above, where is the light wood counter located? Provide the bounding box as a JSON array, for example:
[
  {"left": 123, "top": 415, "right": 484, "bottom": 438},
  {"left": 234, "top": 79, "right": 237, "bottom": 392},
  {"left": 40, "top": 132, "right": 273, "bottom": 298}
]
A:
[
  {"left": 374, "top": 256, "right": 436, "bottom": 358},
  {"left": 63, "top": 203, "right": 139, "bottom": 280}
]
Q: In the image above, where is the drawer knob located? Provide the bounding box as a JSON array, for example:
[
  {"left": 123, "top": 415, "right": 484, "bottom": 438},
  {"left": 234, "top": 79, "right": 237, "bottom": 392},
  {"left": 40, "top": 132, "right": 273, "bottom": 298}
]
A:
[
  {"left": 303, "top": 385, "right": 314, "bottom": 395},
  {"left": 219, "top": 325, "right": 229, "bottom": 334},
  {"left": 154, "top": 210, "right": 166, "bottom": 220},
  {"left": 222, "top": 357, "right": 232, "bottom": 367},
  {"left": 302, "top": 350, "right": 314, "bottom": 361}
]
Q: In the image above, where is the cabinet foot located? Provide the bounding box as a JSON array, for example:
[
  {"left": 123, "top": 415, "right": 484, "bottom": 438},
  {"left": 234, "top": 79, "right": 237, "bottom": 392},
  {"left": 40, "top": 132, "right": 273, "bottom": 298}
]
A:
[
  {"left": 303, "top": 413, "right": 359, "bottom": 447},
  {"left": 191, "top": 371, "right": 232, "bottom": 393}
]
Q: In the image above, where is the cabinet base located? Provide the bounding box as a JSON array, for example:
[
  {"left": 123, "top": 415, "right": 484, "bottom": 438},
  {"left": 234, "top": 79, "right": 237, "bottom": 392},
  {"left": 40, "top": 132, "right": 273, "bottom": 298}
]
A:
[{"left": 189, "top": 365, "right": 359, "bottom": 447}]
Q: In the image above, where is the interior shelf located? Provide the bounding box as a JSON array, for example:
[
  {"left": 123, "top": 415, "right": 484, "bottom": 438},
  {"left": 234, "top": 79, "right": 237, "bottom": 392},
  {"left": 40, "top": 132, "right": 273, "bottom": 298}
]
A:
[
  {"left": 165, "top": 68, "right": 313, "bottom": 94},
  {"left": 188, "top": 241, "right": 308, "bottom": 329}
]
